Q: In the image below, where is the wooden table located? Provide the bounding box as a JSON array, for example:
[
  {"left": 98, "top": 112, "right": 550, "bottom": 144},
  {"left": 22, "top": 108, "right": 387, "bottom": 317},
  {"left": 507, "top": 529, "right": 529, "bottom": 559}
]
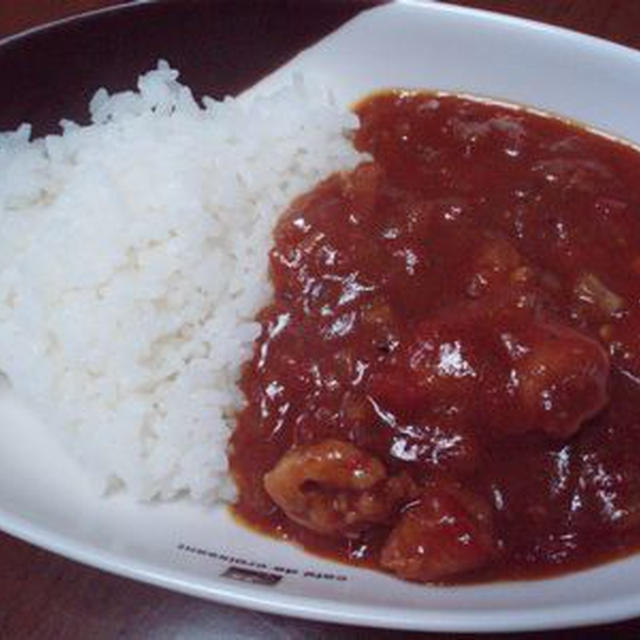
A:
[{"left": 2, "top": 1, "right": 640, "bottom": 638}]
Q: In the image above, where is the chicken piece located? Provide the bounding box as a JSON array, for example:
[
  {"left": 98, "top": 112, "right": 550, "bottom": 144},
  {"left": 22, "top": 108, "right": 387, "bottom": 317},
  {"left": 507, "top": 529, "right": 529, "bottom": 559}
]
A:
[
  {"left": 380, "top": 484, "right": 495, "bottom": 582},
  {"left": 264, "top": 439, "right": 415, "bottom": 535},
  {"left": 513, "top": 322, "right": 610, "bottom": 438},
  {"left": 368, "top": 320, "right": 482, "bottom": 414},
  {"left": 368, "top": 300, "right": 609, "bottom": 440}
]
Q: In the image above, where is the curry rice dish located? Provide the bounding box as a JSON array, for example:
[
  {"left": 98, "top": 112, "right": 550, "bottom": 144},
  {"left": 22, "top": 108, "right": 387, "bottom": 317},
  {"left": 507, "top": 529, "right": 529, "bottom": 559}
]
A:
[{"left": 2, "top": 66, "right": 640, "bottom": 585}]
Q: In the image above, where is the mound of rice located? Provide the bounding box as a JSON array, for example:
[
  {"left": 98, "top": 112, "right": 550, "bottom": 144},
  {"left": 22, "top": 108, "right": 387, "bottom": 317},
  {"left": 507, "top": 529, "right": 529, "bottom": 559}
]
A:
[{"left": 0, "top": 61, "right": 362, "bottom": 502}]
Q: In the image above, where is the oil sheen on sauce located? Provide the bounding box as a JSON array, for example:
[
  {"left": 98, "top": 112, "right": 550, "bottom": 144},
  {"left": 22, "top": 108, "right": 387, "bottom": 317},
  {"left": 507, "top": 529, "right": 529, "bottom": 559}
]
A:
[{"left": 230, "top": 90, "right": 640, "bottom": 583}]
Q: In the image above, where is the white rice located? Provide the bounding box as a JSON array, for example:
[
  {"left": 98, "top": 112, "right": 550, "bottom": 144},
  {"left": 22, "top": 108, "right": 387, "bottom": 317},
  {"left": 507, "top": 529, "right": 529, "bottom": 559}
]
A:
[{"left": 0, "top": 61, "right": 363, "bottom": 502}]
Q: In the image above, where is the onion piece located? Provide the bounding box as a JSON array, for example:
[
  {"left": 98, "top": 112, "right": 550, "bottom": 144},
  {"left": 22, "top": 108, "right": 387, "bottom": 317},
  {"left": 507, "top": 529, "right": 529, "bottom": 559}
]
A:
[{"left": 574, "top": 272, "right": 624, "bottom": 315}]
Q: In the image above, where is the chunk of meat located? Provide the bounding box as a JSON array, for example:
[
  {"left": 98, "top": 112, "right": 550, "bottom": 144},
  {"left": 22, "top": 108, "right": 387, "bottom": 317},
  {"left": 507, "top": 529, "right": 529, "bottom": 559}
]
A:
[
  {"left": 513, "top": 322, "right": 610, "bottom": 438},
  {"left": 380, "top": 484, "right": 495, "bottom": 582},
  {"left": 368, "top": 321, "right": 482, "bottom": 414},
  {"left": 368, "top": 303, "right": 610, "bottom": 440},
  {"left": 263, "top": 439, "right": 415, "bottom": 535},
  {"left": 367, "top": 289, "right": 537, "bottom": 415}
]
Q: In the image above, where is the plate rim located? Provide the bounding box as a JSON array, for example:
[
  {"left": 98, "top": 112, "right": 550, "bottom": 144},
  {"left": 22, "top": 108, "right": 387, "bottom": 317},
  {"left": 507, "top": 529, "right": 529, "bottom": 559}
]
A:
[{"left": 4, "top": 503, "right": 640, "bottom": 633}]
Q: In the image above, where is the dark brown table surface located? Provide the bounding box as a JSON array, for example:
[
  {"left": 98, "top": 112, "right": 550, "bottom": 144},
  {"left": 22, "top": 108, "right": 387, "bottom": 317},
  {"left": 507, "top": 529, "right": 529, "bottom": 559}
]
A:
[{"left": 2, "top": 1, "right": 640, "bottom": 638}]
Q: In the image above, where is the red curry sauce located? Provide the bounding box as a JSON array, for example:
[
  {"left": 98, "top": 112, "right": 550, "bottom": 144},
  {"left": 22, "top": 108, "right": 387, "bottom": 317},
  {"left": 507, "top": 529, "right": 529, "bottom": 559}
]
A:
[{"left": 230, "top": 91, "right": 640, "bottom": 583}]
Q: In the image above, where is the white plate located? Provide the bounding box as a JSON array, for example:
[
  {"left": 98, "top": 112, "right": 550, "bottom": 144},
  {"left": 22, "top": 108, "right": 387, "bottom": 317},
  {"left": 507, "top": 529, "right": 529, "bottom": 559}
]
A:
[{"left": 3, "top": 1, "right": 640, "bottom": 632}]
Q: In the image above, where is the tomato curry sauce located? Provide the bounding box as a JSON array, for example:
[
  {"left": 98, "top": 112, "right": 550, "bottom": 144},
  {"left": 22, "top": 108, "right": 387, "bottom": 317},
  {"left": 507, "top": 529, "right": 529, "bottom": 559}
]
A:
[{"left": 230, "top": 91, "right": 640, "bottom": 583}]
